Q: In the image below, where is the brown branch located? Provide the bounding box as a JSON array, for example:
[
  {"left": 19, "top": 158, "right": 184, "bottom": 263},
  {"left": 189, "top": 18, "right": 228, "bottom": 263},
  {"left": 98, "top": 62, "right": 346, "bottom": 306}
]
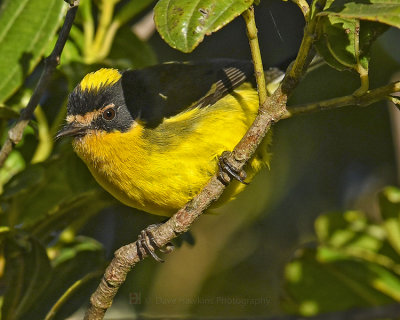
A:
[
  {"left": 0, "top": 0, "right": 80, "bottom": 168},
  {"left": 83, "top": 1, "right": 326, "bottom": 319}
]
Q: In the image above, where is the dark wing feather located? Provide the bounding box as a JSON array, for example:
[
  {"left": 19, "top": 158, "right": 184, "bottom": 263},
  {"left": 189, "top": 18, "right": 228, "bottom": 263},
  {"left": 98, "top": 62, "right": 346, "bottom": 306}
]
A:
[{"left": 120, "top": 59, "right": 254, "bottom": 128}]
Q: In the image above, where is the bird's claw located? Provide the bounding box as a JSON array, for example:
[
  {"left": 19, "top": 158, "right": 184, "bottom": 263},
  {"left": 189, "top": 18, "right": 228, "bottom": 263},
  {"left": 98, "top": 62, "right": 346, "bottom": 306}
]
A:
[
  {"left": 218, "top": 151, "right": 248, "bottom": 185},
  {"left": 136, "top": 224, "right": 174, "bottom": 263}
]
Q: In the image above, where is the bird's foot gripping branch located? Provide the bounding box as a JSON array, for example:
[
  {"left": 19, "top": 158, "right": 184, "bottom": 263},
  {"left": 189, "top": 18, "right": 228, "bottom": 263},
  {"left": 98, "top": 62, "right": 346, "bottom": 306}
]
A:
[
  {"left": 136, "top": 223, "right": 174, "bottom": 262},
  {"left": 218, "top": 151, "right": 249, "bottom": 185}
]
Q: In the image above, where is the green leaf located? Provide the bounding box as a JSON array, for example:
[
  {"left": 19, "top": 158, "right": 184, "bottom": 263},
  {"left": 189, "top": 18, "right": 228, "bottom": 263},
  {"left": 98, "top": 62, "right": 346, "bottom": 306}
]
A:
[
  {"left": 323, "top": 17, "right": 358, "bottom": 69},
  {"left": 0, "top": 0, "right": 66, "bottom": 103},
  {"left": 29, "top": 237, "right": 105, "bottom": 319},
  {"left": 315, "top": 211, "right": 385, "bottom": 252},
  {"left": 284, "top": 190, "right": 400, "bottom": 316},
  {"left": 320, "top": 0, "right": 400, "bottom": 28},
  {"left": 284, "top": 248, "right": 396, "bottom": 316},
  {"left": 2, "top": 236, "right": 52, "bottom": 320},
  {"left": 154, "top": 0, "right": 254, "bottom": 53},
  {"left": 314, "top": 211, "right": 400, "bottom": 270},
  {"left": 315, "top": 16, "right": 359, "bottom": 71},
  {"left": 315, "top": 0, "right": 391, "bottom": 73},
  {"left": 315, "top": 211, "right": 366, "bottom": 245},
  {"left": 1, "top": 235, "right": 105, "bottom": 320},
  {"left": 315, "top": 15, "right": 387, "bottom": 72},
  {"left": 52, "top": 236, "right": 104, "bottom": 267}
]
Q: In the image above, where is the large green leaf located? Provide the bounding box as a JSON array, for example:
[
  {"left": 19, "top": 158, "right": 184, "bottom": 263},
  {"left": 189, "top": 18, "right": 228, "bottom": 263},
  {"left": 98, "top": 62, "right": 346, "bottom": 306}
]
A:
[
  {"left": 0, "top": 0, "right": 66, "bottom": 102},
  {"left": 154, "top": 0, "right": 253, "bottom": 53},
  {"left": 1, "top": 235, "right": 105, "bottom": 320},
  {"left": 29, "top": 237, "right": 105, "bottom": 320},
  {"left": 315, "top": 16, "right": 387, "bottom": 72},
  {"left": 1, "top": 237, "right": 52, "bottom": 320},
  {"left": 284, "top": 248, "right": 395, "bottom": 316},
  {"left": 320, "top": 0, "right": 400, "bottom": 28}
]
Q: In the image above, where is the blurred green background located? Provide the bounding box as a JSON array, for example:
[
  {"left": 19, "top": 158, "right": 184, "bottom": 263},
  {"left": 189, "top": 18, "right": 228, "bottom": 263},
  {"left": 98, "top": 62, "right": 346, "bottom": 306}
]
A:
[{"left": 1, "top": 0, "right": 400, "bottom": 319}]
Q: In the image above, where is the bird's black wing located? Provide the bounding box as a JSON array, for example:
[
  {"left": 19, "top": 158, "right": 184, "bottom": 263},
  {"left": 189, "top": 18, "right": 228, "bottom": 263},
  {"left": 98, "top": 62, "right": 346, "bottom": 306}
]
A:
[{"left": 120, "top": 59, "right": 254, "bottom": 128}]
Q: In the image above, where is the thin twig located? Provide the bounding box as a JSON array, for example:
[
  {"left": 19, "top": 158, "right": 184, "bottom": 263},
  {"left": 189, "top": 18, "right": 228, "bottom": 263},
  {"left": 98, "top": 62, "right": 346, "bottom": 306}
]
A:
[
  {"left": 83, "top": 2, "right": 326, "bottom": 319},
  {"left": 283, "top": 81, "right": 400, "bottom": 118},
  {"left": 242, "top": 7, "right": 267, "bottom": 103},
  {"left": 287, "top": 0, "right": 323, "bottom": 83},
  {"left": 0, "top": 0, "right": 80, "bottom": 168}
]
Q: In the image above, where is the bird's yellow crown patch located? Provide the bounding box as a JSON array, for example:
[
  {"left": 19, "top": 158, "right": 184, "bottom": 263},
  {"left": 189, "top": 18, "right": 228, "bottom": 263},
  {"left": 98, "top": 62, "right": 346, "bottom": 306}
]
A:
[{"left": 79, "top": 68, "right": 121, "bottom": 91}]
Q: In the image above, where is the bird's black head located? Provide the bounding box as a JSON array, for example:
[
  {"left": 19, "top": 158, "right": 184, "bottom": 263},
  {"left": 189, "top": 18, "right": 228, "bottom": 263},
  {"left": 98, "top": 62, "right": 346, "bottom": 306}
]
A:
[{"left": 57, "top": 68, "right": 135, "bottom": 139}]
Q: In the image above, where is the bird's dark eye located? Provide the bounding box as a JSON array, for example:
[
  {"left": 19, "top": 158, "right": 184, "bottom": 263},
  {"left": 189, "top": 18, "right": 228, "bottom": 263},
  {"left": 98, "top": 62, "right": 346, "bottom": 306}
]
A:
[{"left": 102, "top": 107, "right": 116, "bottom": 120}]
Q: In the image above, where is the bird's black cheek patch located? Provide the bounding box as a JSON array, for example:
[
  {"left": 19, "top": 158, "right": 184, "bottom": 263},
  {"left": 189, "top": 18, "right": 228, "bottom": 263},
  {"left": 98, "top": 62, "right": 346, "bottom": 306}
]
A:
[{"left": 92, "top": 107, "right": 134, "bottom": 133}]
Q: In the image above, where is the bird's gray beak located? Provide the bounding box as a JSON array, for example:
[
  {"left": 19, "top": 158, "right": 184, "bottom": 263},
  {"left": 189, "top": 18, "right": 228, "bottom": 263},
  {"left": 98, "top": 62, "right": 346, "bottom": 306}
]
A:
[{"left": 56, "top": 123, "right": 88, "bottom": 140}]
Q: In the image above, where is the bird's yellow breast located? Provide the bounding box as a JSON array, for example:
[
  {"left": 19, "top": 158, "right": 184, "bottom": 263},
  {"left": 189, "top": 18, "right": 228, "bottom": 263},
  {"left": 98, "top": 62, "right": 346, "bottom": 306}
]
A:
[{"left": 72, "top": 83, "right": 270, "bottom": 216}]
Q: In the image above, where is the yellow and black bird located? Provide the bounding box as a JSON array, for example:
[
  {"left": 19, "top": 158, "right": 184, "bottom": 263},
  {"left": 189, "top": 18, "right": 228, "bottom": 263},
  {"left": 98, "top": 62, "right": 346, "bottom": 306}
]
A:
[{"left": 57, "top": 60, "right": 273, "bottom": 217}]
